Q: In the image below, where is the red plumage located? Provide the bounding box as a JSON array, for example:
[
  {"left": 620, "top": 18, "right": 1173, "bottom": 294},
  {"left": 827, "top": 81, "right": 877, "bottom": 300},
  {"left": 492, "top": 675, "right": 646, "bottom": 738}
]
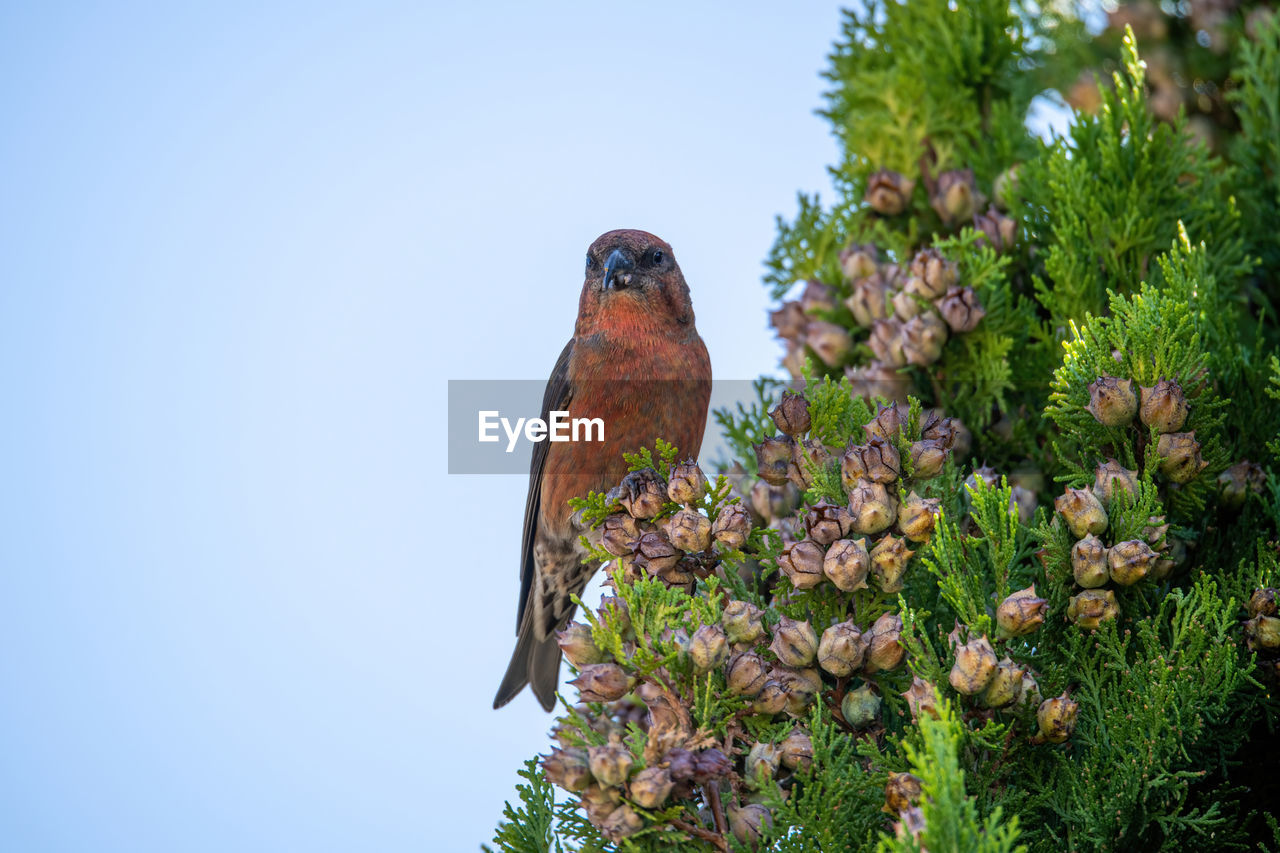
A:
[{"left": 494, "top": 229, "right": 712, "bottom": 710}]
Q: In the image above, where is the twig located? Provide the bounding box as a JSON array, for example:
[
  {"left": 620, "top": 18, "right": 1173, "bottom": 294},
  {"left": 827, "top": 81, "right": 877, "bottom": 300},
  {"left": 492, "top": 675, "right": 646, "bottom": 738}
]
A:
[
  {"left": 705, "top": 782, "right": 728, "bottom": 837},
  {"left": 670, "top": 818, "right": 729, "bottom": 852}
]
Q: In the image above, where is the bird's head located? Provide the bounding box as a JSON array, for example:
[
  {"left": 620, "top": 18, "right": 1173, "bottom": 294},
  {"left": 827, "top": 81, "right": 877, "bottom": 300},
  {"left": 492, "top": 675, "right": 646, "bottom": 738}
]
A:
[{"left": 577, "top": 229, "right": 696, "bottom": 332}]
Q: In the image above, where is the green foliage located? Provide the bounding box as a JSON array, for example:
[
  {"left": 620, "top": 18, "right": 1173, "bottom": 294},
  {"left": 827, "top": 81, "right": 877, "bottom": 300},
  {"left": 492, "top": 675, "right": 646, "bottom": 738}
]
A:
[
  {"left": 765, "top": 704, "right": 888, "bottom": 852},
  {"left": 1034, "top": 577, "right": 1260, "bottom": 850},
  {"left": 1228, "top": 11, "right": 1280, "bottom": 295},
  {"left": 1020, "top": 28, "right": 1250, "bottom": 334},
  {"left": 713, "top": 378, "right": 782, "bottom": 474},
  {"left": 876, "top": 695, "right": 1025, "bottom": 853},
  {"left": 486, "top": 758, "right": 561, "bottom": 853}
]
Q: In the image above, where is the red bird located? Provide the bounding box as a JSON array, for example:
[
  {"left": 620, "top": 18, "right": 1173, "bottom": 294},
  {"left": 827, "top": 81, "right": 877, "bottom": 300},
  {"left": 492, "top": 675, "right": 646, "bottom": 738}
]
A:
[{"left": 493, "top": 229, "right": 712, "bottom": 711}]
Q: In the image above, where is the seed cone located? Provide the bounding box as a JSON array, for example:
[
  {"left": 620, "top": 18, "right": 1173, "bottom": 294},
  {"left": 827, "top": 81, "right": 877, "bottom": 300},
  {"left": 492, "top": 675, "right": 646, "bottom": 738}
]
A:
[
  {"left": 824, "top": 537, "right": 872, "bottom": 591},
  {"left": 778, "top": 538, "right": 826, "bottom": 589},
  {"left": 902, "top": 312, "right": 949, "bottom": 365},
  {"left": 599, "top": 804, "right": 643, "bottom": 841},
  {"left": 974, "top": 204, "right": 1017, "bottom": 251},
  {"left": 1087, "top": 376, "right": 1139, "bottom": 426},
  {"left": 1108, "top": 539, "right": 1158, "bottom": 586},
  {"left": 1071, "top": 534, "right": 1110, "bottom": 588},
  {"left": 1245, "top": 615, "right": 1280, "bottom": 652},
  {"left": 1036, "top": 693, "right": 1080, "bottom": 743},
  {"left": 634, "top": 531, "right": 681, "bottom": 575},
  {"left": 628, "top": 766, "right": 673, "bottom": 809},
  {"left": 1156, "top": 431, "right": 1208, "bottom": 483},
  {"left": 903, "top": 677, "right": 940, "bottom": 721},
  {"left": 601, "top": 513, "right": 641, "bottom": 556},
  {"left": 587, "top": 740, "right": 634, "bottom": 787},
  {"left": 848, "top": 480, "right": 897, "bottom": 535},
  {"left": 665, "top": 507, "right": 711, "bottom": 553},
  {"left": 617, "top": 468, "right": 668, "bottom": 519},
  {"left": 818, "top": 619, "right": 867, "bottom": 677},
  {"left": 1139, "top": 379, "right": 1189, "bottom": 433},
  {"left": 847, "top": 274, "right": 891, "bottom": 327},
  {"left": 726, "top": 651, "right": 769, "bottom": 697},
  {"left": 1055, "top": 487, "right": 1109, "bottom": 538},
  {"left": 780, "top": 727, "right": 814, "bottom": 772},
  {"left": 884, "top": 771, "right": 924, "bottom": 814},
  {"left": 866, "top": 167, "right": 915, "bottom": 215},
  {"left": 843, "top": 436, "right": 902, "bottom": 485},
  {"left": 863, "top": 612, "right": 905, "bottom": 673},
  {"left": 937, "top": 285, "right": 986, "bottom": 332},
  {"left": 805, "top": 499, "right": 855, "bottom": 545},
  {"left": 840, "top": 242, "right": 879, "bottom": 280},
  {"left": 897, "top": 491, "right": 940, "bottom": 542},
  {"left": 667, "top": 460, "right": 709, "bottom": 505},
  {"left": 841, "top": 682, "right": 882, "bottom": 727},
  {"left": 949, "top": 635, "right": 998, "bottom": 695},
  {"left": 756, "top": 436, "right": 795, "bottom": 486},
  {"left": 931, "top": 168, "right": 978, "bottom": 226},
  {"left": 909, "top": 438, "right": 950, "bottom": 479},
  {"left": 688, "top": 624, "right": 729, "bottom": 673},
  {"left": 996, "top": 585, "right": 1048, "bottom": 637},
  {"left": 543, "top": 747, "right": 592, "bottom": 792},
  {"left": 572, "top": 663, "right": 632, "bottom": 703},
  {"left": 871, "top": 533, "right": 915, "bottom": 593},
  {"left": 1068, "top": 588, "right": 1120, "bottom": 629},
  {"left": 980, "top": 656, "right": 1027, "bottom": 708},
  {"left": 870, "top": 317, "right": 908, "bottom": 366},
  {"left": 711, "top": 503, "right": 751, "bottom": 550},
  {"left": 722, "top": 600, "right": 766, "bottom": 644},
  {"left": 752, "top": 679, "right": 788, "bottom": 715},
  {"left": 770, "top": 617, "right": 818, "bottom": 667},
  {"left": 1093, "top": 458, "right": 1140, "bottom": 504},
  {"left": 1248, "top": 588, "right": 1278, "bottom": 619},
  {"left": 770, "top": 391, "right": 811, "bottom": 437},
  {"left": 728, "top": 803, "right": 773, "bottom": 847},
  {"left": 557, "top": 622, "right": 607, "bottom": 668},
  {"left": 1218, "top": 461, "right": 1266, "bottom": 509},
  {"left": 745, "top": 742, "right": 782, "bottom": 788}
]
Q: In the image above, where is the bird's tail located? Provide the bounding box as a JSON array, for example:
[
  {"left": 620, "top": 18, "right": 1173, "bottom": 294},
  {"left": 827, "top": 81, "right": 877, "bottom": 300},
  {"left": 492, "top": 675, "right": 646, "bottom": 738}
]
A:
[{"left": 493, "top": 622, "right": 562, "bottom": 711}]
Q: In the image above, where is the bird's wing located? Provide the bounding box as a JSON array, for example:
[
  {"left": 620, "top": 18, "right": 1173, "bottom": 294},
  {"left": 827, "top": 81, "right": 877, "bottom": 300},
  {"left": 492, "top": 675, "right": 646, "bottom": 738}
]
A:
[{"left": 514, "top": 339, "right": 575, "bottom": 633}]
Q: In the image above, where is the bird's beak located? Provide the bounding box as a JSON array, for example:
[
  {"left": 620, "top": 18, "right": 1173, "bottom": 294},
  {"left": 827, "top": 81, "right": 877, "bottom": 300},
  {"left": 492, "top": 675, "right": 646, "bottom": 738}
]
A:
[{"left": 602, "top": 248, "right": 635, "bottom": 290}]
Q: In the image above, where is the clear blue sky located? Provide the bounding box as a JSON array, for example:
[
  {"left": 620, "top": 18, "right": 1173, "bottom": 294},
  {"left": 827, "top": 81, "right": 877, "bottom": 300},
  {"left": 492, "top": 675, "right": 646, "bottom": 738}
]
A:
[{"left": 0, "top": 2, "right": 857, "bottom": 849}]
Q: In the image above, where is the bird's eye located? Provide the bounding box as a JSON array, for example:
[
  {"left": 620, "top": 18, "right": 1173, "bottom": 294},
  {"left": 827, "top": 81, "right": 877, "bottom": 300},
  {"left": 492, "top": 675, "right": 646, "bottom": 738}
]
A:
[
  {"left": 585, "top": 254, "right": 594, "bottom": 270},
  {"left": 650, "top": 249, "right": 665, "bottom": 265}
]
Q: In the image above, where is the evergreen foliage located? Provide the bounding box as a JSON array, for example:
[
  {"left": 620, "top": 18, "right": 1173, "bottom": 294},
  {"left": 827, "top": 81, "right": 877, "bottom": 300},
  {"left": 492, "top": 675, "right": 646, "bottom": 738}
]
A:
[{"left": 491, "top": 3, "right": 1280, "bottom": 850}]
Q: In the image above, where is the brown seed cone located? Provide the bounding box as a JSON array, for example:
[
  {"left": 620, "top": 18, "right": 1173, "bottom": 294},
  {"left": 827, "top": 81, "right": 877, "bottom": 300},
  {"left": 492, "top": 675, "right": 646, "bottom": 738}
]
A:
[
  {"left": 979, "top": 656, "right": 1027, "bottom": 709},
  {"left": 769, "top": 300, "right": 806, "bottom": 341},
  {"left": 755, "top": 435, "right": 795, "bottom": 486},
  {"left": 1054, "top": 487, "right": 1109, "bottom": 538},
  {"left": 949, "top": 635, "right": 998, "bottom": 695},
  {"left": 1068, "top": 588, "right": 1119, "bottom": 630},
  {"left": 688, "top": 624, "right": 729, "bottom": 673},
  {"left": 1108, "top": 538, "right": 1158, "bottom": 586},
  {"left": 543, "top": 747, "right": 592, "bottom": 792},
  {"left": 778, "top": 538, "right": 826, "bottom": 590},
  {"left": 863, "top": 612, "right": 905, "bottom": 673},
  {"left": 823, "top": 537, "right": 871, "bottom": 591},
  {"left": 865, "top": 167, "right": 915, "bottom": 216},
  {"left": 930, "top": 168, "right": 978, "bottom": 226},
  {"left": 633, "top": 530, "right": 681, "bottom": 575},
  {"left": 666, "top": 459, "right": 709, "bottom": 505},
  {"left": 770, "top": 390, "right": 812, "bottom": 437},
  {"left": 770, "top": 616, "right": 818, "bottom": 667},
  {"left": 779, "top": 727, "right": 814, "bottom": 772},
  {"left": 817, "top": 619, "right": 868, "bottom": 677},
  {"left": 897, "top": 491, "right": 940, "bottom": 542},
  {"left": 587, "top": 740, "right": 634, "bottom": 787},
  {"left": 840, "top": 242, "right": 879, "bottom": 280},
  {"left": 871, "top": 533, "right": 915, "bottom": 593},
  {"left": 1071, "top": 534, "right": 1109, "bottom": 588},
  {"left": 726, "top": 651, "right": 770, "bottom": 697},
  {"left": 806, "top": 319, "right": 853, "bottom": 368},
  {"left": 995, "top": 585, "right": 1048, "bottom": 637},
  {"left": 1093, "top": 458, "right": 1139, "bottom": 505},
  {"left": 1139, "top": 379, "right": 1189, "bottom": 433},
  {"left": 1156, "top": 431, "right": 1208, "bottom": 483},
  {"left": 1247, "top": 588, "right": 1278, "bottom": 619},
  {"left": 805, "top": 499, "right": 855, "bottom": 545},
  {"left": 884, "top": 771, "right": 924, "bottom": 814},
  {"left": 910, "top": 247, "right": 958, "bottom": 296},
  {"left": 1036, "top": 693, "right": 1080, "bottom": 743},
  {"left": 557, "top": 622, "right": 608, "bottom": 668},
  {"left": 936, "top": 285, "right": 986, "bottom": 333},
  {"left": 722, "top": 600, "right": 766, "bottom": 644},
  {"left": 1086, "top": 376, "right": 1139, "bottom": 427},
  {"left": 901, "top": 312, "right": 949, "bottom": 365},
  {"left": 842, "top": 435, "right": 902, "bottom": 486},
  {"left": 627, "top": 765, "right": 674, "bottom": 809},
  {"left": 711, "top": 503, "right": 751, "bottom": 550},
  {"left": 903, "top": 677, "right": 940, "bottom": 721},
  {"left": 848, "top": 480, "right": 897, "bottom": 535},
  {"left": 869, "top": 317, "right": 908, "bottom": 366},
  {"left": 909, "top": 439, "right": 950, "bottom": 479},
  {"left": 665, "top": 507, "right": 711, "bottom": 553},
  {"left": 615, "top": 468, "right": 668, "bottom": 520}
]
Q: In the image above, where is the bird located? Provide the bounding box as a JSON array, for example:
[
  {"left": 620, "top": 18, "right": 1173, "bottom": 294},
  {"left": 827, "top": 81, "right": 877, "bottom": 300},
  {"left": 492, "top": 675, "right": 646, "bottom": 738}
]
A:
[{"left": 493, "top": 229, "right": 712, "bottom": 711}]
